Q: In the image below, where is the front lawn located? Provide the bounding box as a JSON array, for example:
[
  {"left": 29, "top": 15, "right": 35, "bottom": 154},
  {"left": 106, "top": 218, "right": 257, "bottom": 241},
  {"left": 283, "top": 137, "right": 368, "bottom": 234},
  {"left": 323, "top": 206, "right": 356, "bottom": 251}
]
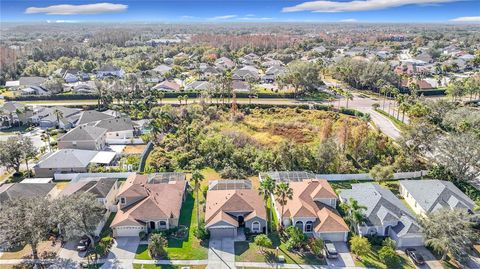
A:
[
  {"left": 133, "top": 265, "right": 206, "bottom": 269},
  {"left": 234, "top": 232, "right": 326, "bottom": 265},
  {"left": 135, "top": 192, "right": 208, "bottom": 260},
  {"left": 353, "top": 245, "right": 416, "bottom": 269}
]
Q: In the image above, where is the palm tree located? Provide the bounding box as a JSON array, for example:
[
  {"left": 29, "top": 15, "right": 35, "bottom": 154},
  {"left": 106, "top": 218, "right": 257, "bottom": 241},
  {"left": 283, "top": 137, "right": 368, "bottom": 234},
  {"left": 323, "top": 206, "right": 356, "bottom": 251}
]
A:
[
  {"left": 53, "top": 108, "right": 63, "bottom": 128},
  {"left": 340, "top": 198, "right": 366, "bottom": 234},
  {"left": 158, "top": 92, "right": 165, "bottom": 105},
  {"left": 343, "top": 91, "right": 353, "bottom": 109},
  {"left": 190, "top": 170, "right": 204, "bottom": 227},
  {"left": 380, "top": 85, "right": 391, "bottom": 111},
  {"left": 275, "top": 182, "right": 293, "bottom": 230},
  {"left": 177, "top": 95, "right": 182, "bottom": 105},
  {"left": 183, "top": 95, "right": 189, "bottom": 105},
  {"left": 258, "top": 176, "right": 276, "bottom": 235}
]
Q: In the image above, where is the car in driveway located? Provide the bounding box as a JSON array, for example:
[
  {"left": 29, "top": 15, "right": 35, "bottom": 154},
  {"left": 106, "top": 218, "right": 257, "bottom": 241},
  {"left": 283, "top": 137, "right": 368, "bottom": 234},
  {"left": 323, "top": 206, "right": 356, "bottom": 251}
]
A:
[
  {"left": 324, "top": 240, "right": 339, "bottom": 259},
  {"left": 76, "top": 236, "right": 91, "bottom": 252},
  {"left": 405, "top": 248, "right": 425, "bottom": 265}
]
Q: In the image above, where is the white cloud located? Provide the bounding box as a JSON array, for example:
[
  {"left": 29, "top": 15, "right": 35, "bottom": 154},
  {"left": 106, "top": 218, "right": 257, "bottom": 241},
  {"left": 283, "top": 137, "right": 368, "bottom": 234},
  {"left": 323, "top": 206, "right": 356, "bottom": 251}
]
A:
[
  {"left": 209, "top": 15, "right": 237, "bottom": 20},
  {"left": 449, "top": 16, "right": 480, "bottom": 22},
  {"left": 340, "top": 18, "right": 358, "bottom": 22},
  {"left": 47, "top": 20, "right": 79, "bottom": 23},
  {"left": 26, "top": 3, "right": 127, "bottom": 15},
  {"left": 180, "top": 15, "right": 195, "bottom": 20},
  {"left": 283, "top": 0, "right": 461, "bottom": 13},
  {"left": 239, "top": 17, "right": 273, "bottom": 20}
]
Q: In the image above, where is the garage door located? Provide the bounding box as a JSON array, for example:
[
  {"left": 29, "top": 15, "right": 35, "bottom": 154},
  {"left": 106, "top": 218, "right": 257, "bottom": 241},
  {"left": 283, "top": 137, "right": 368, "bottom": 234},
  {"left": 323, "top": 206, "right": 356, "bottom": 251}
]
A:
[
  {"left": 113, "top": 226, "right": 144, "bottom": 237},
  {"left": 209, "top": 227, "right": 236, "bottom": 239},
  {"left": 397, "top": 236, "right": 424, "bottom": 248},
  {"left": 318, "top": 232, "right": 347, "bottom": 242}
]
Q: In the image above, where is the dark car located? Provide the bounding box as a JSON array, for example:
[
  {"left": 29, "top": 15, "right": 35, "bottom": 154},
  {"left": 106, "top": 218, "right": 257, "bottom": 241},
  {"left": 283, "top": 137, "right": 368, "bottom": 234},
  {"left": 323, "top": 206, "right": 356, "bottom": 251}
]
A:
[
  {"left": 405, "top": 248, "right": 425, "bottom": 265},
  {"left": 324, "top": 240, "right": 338, "bottom": 259},
  {"left": 76, "top": 236, "right": 91, "bottom": 252}
]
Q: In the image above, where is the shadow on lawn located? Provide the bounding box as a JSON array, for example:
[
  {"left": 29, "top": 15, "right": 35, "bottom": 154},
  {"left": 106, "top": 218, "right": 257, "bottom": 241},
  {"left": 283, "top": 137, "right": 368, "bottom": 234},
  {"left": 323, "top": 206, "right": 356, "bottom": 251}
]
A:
[{"left": 167, "top": 192, "right": 194, "bottom": 249}]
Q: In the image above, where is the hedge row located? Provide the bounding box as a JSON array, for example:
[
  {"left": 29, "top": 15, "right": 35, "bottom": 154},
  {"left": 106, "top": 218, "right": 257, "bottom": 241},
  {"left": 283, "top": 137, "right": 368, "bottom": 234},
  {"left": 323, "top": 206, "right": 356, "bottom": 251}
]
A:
[{"left": 5, "top": 91, "right": 294, "bottom": 101}]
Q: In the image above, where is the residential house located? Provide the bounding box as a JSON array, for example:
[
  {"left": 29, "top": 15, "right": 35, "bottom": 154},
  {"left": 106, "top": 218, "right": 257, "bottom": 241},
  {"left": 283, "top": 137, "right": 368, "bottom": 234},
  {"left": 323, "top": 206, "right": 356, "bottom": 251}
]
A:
[
  {"left": 5, "top": 76, "right": 47, "bottom": 89},
  {"left": 70, "top": 81, "right": 97, "bottom": 94},
  {"left": 0, "top": 183, "right": 56, "bottom": 204},
  {"left": 274, "top": 179, "right": 349, "bottom": 242},
  {"left": 152, "top": 64, "right": 172, "bottom": 76},
  {"left": 34, "top": 149, "right": 116, "bottom": 177},
  {"left": 232, "top": 80, "right": 250, "bottom": 93},
  {"left": 57, "top": 124, "right": 107, "bottom": 150},
  {"left": 93, "top": 116, "right": 135, "bottom": 140},
  {"left": 77, "top": 110, "right": 114, "bottom": 125},
  {"left": 399, "top": 180, "right": 475, "bottom": 216},
  {"left": 262, "top": 65, "right": 285, "bottom": 83},
  {"left": 152, "top": 80, "right": 181, "bottom": 91},
  {"left": 185, "top": 81, "right": 213, "bottom": 91},
  {"left": 205, "top": 180, "right": 267, "bottom": 239},
  {"left": 20, "top": 85, "right": 50, "bottom": 96},
  {"left": 38, "top": 106, "right": 81, "bottom": 129},
  {"left": 111, "top": 173, "right": 187, "bottom": 237},
  {"left": 232, "top": 66, "right": 260, "bottom": 81},
  {"left": 339, "top": 183, "right": 424, "bottom": 247},
  {"left": 60, "top": 177, "right": 119, "bottom": 212},
  {"left": 96, "top": 64, "right": 124, "bottom": 78},
  {"left": 215, "top": 57, "right": 235, "bottom": 70},
  {"left": 0, "top": 102, "right": 34, "bottom": 127},
  {"left": 199, "top": 66, "right": 220, "bottom": 80}
]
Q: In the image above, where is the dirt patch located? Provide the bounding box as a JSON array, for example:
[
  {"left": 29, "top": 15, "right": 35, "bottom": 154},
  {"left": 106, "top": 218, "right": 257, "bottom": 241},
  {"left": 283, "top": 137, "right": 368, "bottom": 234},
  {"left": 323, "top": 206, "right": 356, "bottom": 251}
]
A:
[
  {"left": 268, "top": 122, "right": 313, "bottom": 143},
  {"left": 123, "top": 145, "right": 146, "bottom": 154}
]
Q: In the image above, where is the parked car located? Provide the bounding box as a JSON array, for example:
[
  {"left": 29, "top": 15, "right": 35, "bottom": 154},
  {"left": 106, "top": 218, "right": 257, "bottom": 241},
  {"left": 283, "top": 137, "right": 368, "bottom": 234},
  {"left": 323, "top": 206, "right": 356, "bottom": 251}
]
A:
[
  {"left": 323, "top": 240, "right": 338, "bottom": 259},
  {"left": 76, "top": 236, "right": 91, "bottom": 252},
  {"left": 405, "top": 248, "right": 425, "bottom": 265}
]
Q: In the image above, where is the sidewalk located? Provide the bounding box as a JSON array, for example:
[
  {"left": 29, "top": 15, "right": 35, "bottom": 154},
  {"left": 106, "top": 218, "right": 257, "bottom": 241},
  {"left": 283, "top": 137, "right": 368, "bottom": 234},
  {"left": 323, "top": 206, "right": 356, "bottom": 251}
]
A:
[{"left": 235, "top": 261, "right": 367, "bottom": 269}]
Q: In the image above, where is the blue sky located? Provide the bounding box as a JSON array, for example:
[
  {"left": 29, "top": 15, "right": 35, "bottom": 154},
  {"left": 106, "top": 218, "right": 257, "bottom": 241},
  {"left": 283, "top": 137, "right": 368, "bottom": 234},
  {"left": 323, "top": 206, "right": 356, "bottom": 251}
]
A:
[{"left": 1, "top": 0, "right": 479, "bottom": 23}]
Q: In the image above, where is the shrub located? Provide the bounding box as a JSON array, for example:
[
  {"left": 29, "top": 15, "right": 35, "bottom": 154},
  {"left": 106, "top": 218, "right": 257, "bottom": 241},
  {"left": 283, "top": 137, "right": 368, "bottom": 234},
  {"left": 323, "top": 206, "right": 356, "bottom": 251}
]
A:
[
  {"left": 148, "top": 233, "right": 167, "bottom": 259},
  {"left": 382, "top": 238, "right": 396, "bottom": 249},
  {"left": 139, "top": 231, "right": 147, "bottom": 240},
  {"left": 378, "top": 246, "right": 399, "bottom": 266},
  {"left": 193, "top": 222, "right": 209, "bottom": 240},
  {"left": 350, "top": 235, "right": 371, "bottom": 257},
  {"left": 284, "top": 226, "right": 307, "bottom": 251},
  {"left": 254, "top": 234, "right": 273, "bottom": 253},
  {"left": 308, "top": 238, "right": 324, "bottom": 257}
]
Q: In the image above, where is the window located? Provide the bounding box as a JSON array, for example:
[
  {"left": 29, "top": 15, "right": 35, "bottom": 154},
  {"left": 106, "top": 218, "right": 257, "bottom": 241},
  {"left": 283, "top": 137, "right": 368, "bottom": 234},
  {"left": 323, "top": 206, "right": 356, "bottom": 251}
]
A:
[
  {"left": 159, "top": 221, "right": 167, "bottom": 227},
  {"left": 120, "top": 197, "right": 126, "bottom": 204},
  {"left": 251, "top": 221, "right": 261, "bottom": 232},
  {"left": 295, "top": 221, "right": 303, "bottom": 231},
  {"left": 305, "top": 221, "right": 313, "bottom": 232}
]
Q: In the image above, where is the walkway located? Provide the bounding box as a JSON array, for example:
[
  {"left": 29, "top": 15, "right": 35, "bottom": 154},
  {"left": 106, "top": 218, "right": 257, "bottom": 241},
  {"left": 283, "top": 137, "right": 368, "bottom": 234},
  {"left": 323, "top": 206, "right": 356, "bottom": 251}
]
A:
[{"left": 235, "top": 261, "right": 366, "bottom": 269}]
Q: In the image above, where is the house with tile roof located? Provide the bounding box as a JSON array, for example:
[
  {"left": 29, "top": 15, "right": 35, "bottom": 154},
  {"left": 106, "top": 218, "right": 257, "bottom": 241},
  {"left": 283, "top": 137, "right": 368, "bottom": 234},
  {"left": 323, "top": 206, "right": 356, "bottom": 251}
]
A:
[
  {"left": 339, "top": 183, "right": 424, "bottom": 247},
  {"left": 274, "top": 179, "right": 349, "bottom": 242},
  {"left": 57, "top": 124, "right": 107, "bottom": 150},
  {"left": 205, "top": 182, "right": 267, "bottom": 239},
  {"left": 111, "top": 173, "right": 187, "bottom": 237},
  {"left": 399, "top": 180, "right": 475, "bottom": 216}
]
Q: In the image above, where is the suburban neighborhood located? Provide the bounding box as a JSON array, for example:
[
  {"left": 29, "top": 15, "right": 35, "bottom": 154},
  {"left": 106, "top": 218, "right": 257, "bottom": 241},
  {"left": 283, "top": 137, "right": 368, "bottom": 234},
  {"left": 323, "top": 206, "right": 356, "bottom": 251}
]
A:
[{"left": 1, "top": 2, "right": 480, "bottom": 269}]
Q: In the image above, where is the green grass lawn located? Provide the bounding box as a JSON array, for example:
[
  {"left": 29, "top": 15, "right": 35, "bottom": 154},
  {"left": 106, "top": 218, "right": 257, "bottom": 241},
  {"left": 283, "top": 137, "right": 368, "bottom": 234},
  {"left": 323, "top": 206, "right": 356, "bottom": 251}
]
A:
[
  {"left": 135, "top": 192, "right": 208, "bottom": 260},
  {"left": 353, "top": 245, "right": 416, "bottom": 269},
  {"left": 234, "top": 232, "right": 326, "bottom": 265},
  {"left": 133, "top": 264, "right": 206, "bottom": 269},
  {"left": 374, "top": 108, "right": 407, "bottom": 130}
]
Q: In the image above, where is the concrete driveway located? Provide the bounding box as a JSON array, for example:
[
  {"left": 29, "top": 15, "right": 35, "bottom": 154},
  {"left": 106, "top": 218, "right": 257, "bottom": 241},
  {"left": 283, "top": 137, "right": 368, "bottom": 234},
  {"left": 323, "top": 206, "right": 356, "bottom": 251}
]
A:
[
  {"left": 207, "top": 239, "right": 235, "bottom": 269},
  {"left": 101, "top": 237, "right": 139, "bottom": 269},
  {"left": 405, "top": 247, "right": 443, "bottom": 269},
  {"left": 325, "top": 242, "right": 355, "bottom": 267}
]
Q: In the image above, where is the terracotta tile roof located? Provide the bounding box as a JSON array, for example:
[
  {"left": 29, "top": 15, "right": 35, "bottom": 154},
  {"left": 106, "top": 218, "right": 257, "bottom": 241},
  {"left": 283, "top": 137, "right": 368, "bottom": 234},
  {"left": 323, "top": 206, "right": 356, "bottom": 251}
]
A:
[
  {"left": 205, "top": 189, "right": 266, "bottom": 228},
  {"left": 111, "top": 174, "right": 186, "bottom": 228},
  {"left": 277, "top": 179, "right": 349, "bottom": 233},
  {"left": 315, "top": 207, "right": 349, "bottom": 232}
]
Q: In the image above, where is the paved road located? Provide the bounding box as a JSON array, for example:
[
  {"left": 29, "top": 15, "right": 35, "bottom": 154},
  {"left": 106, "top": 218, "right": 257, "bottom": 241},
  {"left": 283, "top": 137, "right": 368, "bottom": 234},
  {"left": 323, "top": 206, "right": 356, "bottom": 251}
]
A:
[
  {"left": 207, "top": 239, "right": 235, "bottom": 269},
  {"left": 327, "top": 92, "right": 404, "bottom": 140}
]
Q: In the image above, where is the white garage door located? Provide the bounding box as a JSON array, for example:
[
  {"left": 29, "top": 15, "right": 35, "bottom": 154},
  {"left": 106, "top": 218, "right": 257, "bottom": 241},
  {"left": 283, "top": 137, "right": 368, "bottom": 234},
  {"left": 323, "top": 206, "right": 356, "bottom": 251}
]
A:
[
  {"left": 397, "top": 236, "right": 424, "bottom": 248},
  {"left": 209, "top": 227, "right": 236, "bottom": 239},
  {"left": 318, "top": 232, "right": 347, "bottom": 242},
  {"left": 114, "top": 226, "right": 144, "bottom": 237}
]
